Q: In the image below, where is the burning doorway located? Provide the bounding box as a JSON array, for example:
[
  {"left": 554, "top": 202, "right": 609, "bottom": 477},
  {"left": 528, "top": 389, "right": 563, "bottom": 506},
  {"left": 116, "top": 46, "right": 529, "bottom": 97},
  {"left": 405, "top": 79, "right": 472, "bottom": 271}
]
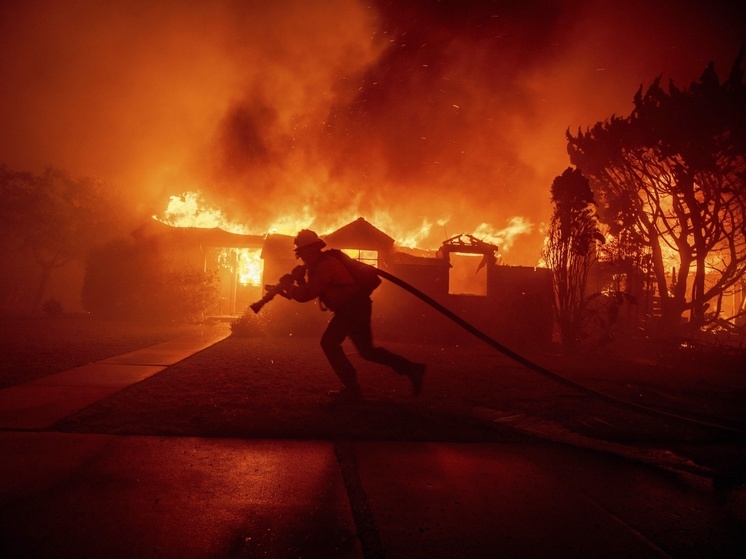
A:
[{"left": 209, "top": 247, "right": 264, "bottom": 315}]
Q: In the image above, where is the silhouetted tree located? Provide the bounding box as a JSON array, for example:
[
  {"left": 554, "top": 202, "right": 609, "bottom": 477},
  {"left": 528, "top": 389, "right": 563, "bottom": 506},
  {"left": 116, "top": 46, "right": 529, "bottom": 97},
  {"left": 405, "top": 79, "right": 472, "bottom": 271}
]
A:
[
  {"left": 542, "top": 167, "right": 604, "bottom": 348},
  {"left": 567, "top": 53, "right": 746, "bottom": 334},
  {"left": 0, "top": 165, "right": 129, "bottom": 312}
]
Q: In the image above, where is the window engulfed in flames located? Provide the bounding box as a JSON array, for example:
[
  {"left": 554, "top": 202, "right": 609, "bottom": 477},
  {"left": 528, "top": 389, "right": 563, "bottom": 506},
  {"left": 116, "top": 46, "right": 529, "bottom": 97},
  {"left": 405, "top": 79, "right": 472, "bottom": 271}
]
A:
[
  {"left": 342, "top": 248, "right": 378, "bottom": 267},
  {"left": 216, "top": 248, "right": 263, "bottom": 287},
  {"left": 237, "top": 249, "right": 263, "bottom": 286},
  {"left": 155, "top": 192, "right": 265, "bottom": 287}
]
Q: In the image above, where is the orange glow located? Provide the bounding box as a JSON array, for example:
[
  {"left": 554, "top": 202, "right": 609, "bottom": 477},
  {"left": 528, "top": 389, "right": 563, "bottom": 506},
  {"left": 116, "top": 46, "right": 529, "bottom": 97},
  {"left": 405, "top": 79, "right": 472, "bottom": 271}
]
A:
[
  {"left": 155, "top": 190, "right": 533, "bottom": 256},
  {"left": 238, "top": 249, "right": 263, "bottom": 286},
  {"left": 215, "top": 248, "right": 264, "bottom": 287},
  {"left": 473, "top": 218, "right": 533, "bottom": 253},
  {"left": 154, "top": 192, "right": 249, "bottom": 234},
  {"left": 155, "top": 193, "right": 264, "bottom": 286},
  {"left": 449, "top": 253, "right": 488, "bottom": 296},
  {"left": 343, "top": 248, "right": 379, "bottom": 267},
  {"left": 0, "top": 2, "right": 740, "bottom": 269}
]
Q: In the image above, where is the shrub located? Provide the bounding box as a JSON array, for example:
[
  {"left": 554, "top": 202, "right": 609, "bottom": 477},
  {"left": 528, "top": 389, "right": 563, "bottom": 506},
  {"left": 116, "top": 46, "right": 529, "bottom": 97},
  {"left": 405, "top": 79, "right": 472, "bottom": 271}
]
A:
[
  {"left": 230, "top": 307, "right": 270, "bottom": 337},
  {"left": 82, "top": 236, "right": 219, "bottom": 322}
]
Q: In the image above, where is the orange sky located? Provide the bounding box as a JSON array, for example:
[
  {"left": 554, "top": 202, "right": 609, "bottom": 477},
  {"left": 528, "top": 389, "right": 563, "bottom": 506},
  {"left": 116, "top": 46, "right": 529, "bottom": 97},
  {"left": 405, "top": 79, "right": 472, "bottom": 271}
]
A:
[{"left": 1, "top": 0, "right": 744, "bottom": 264}]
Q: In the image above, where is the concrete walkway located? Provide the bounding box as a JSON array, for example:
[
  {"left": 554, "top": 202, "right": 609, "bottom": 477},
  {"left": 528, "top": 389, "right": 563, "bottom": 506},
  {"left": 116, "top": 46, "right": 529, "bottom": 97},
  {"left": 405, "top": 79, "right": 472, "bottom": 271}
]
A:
[
  {"left": 1, "top": 324, "right": 744, "bottom": 558},
  {"left": 0, "top": 324, "right": 231, "bottom": 430}
]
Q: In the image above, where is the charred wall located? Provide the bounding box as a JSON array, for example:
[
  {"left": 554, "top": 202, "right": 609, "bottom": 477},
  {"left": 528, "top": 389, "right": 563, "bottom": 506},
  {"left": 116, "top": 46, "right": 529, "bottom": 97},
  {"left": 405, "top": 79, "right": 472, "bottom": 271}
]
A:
[{"left": 373, "top": 262, "right": 553, "bottom": 349}]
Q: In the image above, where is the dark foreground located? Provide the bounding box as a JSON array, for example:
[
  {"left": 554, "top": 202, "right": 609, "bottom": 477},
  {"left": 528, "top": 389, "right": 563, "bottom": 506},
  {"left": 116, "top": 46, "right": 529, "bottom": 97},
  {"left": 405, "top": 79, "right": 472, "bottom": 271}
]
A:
[
  {"left": 2, "top": 432, "right": 744, "bottom": 558},
  {"left": 0, "top": 320, "right": 745, "bottom": 557}
]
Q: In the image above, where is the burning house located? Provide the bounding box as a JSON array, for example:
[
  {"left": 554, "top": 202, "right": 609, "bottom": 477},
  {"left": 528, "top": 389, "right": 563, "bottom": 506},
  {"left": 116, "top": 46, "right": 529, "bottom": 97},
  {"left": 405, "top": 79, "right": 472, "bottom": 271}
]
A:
[
  {"left": 96, "top": 213, "right": 551, "bottom": 347},
  {"left": 253, "top": 218, "right": 553, "bottom": 348},
  {"left": 129, "top": 219, "right": 265, "bottom": 316}
]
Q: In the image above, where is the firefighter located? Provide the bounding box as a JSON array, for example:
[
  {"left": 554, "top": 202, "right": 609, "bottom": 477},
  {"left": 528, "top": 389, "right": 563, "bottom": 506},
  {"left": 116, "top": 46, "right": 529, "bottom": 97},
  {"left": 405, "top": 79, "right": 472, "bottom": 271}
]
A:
[{"left": 278, "top": 229, "right": 425, "bottom": 402}]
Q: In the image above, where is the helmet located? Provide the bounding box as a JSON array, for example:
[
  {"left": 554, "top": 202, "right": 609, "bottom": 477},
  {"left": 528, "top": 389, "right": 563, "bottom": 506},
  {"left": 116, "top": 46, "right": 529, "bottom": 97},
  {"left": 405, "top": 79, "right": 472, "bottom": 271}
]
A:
[{"left": 293, "top": 229, "right": 326, "bottom": 251}]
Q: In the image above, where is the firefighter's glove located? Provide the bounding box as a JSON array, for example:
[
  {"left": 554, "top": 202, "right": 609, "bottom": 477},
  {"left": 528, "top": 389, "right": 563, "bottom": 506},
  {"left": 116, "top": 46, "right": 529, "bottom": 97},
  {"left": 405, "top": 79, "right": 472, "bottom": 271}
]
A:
[
  {"left": 278, "top": 274, "right": 295, "bottom": 290},
  {"left": 291, "top": 265, "right": 306, "bottom": 283}
]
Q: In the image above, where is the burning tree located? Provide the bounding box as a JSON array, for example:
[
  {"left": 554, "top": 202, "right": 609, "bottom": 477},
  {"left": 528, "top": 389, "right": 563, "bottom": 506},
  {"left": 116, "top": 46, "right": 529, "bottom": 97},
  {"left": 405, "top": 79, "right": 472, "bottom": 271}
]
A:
[
  {"left": 542, "top": 167, "right": 603, "bottom": 348},
  {"left": 567, "top": 54, "right": 746, "bottom": 335}
]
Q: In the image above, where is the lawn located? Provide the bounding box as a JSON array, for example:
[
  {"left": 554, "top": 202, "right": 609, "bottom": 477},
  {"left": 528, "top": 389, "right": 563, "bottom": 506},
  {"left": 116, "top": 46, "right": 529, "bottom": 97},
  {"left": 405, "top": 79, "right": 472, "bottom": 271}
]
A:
[{"left": 2, "top": 312, "right": 745, "bottom": 476}]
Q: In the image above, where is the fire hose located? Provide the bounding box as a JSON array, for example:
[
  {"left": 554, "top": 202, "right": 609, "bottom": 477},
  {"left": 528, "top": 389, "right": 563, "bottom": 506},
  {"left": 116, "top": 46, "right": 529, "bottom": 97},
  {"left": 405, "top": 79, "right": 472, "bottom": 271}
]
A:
[
  {"left": 249, "top": 287, "right": 282, "bottom": 314},
  {"left": 250, "top": 267, "right": 746, "bottom": 437}
]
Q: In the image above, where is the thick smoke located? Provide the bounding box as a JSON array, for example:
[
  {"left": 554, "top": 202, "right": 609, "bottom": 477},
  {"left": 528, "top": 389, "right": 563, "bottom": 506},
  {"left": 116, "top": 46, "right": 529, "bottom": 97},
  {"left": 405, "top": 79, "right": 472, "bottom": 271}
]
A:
[{"left": 1, "top": 0, "right": 744, "bottom": 263}]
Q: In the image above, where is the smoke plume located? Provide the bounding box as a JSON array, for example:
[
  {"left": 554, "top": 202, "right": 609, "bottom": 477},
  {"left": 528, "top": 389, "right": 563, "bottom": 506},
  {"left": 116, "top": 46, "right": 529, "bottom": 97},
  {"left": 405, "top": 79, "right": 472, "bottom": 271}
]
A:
[{"left": 1, "top": 0, "right": 743, "bottom": 263}]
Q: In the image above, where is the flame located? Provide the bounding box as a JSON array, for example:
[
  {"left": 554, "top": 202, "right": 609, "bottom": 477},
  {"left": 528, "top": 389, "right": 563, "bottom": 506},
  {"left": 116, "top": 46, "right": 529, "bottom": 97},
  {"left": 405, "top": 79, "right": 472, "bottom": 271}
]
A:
[
  {"left": 213, "top": 248, "right": 262, "bottom": 287},
  {"left": 369, "top": 213, "right": 438, "bottom": 249},
  {"left": 154, "top": 190, "right": 534, "bottom": 258},
  {"left": 155, "top": 192, "right": 264, "bottom": 286},
  {"left": 472, "top": 217, "right": 533, "bottom": 252},
  {"left": 238, "top": 249, "right": 263, "bottom": 286},
  {"left": 154, "top": 191, "right": 249, "bottom": 234}
]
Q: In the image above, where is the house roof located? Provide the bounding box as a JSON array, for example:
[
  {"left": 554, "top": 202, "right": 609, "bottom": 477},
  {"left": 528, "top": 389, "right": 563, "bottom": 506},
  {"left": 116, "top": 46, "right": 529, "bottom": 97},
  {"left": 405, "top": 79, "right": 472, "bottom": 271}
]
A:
[
  {"left": 323, "top": 217, "right": 395, "bottom": 251},
  {"left": 260, "top": 233, "right": 296, "bottom": 260},
  {"left": 439, "top": 234, "right": 498, "bottom": 256},
  {"left": 196, "top": 227, "right": 265, "bottom": 248},
  {"left": 132, "top": 219, "right": 265, "bottom": 248}
]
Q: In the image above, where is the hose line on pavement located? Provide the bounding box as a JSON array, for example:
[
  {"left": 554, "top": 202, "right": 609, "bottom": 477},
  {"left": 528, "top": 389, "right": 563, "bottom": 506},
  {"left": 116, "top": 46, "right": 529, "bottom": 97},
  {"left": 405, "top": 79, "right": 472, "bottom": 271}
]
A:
[{"left": 376, "top": 268, "right": 746, "bottom": 437}]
